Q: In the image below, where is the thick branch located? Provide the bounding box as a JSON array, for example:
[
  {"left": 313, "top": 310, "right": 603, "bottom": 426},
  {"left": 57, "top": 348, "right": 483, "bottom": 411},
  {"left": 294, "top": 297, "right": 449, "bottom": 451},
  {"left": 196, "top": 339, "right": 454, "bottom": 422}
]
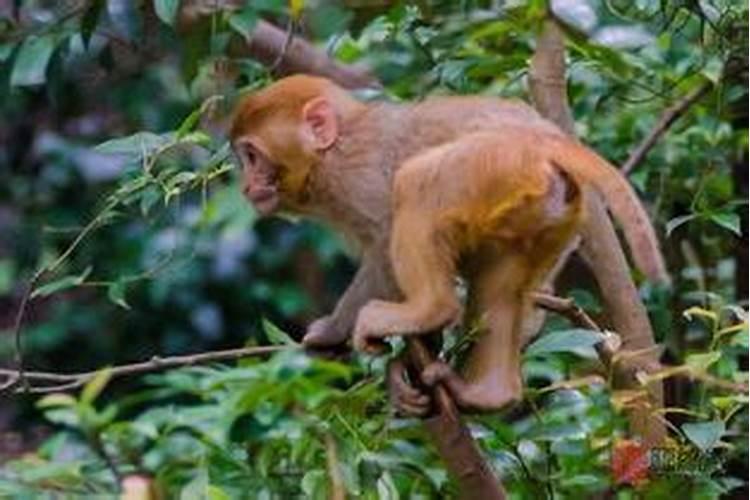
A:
[
  {"left": 407, "top": 339, "right": 506, "bottom": 500},
  {"left": 529, "top": 20, "right": 576, "bottom": 135},
  {"left": 621, "top": 81, "right": 713, "bottom": 175},
  {"left": 528, "top": 18, "right": 667, "bottom": 446},
  {"left": 0, "top": 345, "right": 289, "bottom": 394},
  {"left": 178, "top": 1, "right": 379, "bottom": 90},
  {"left": 243, "top": 21, "right": 380, "bottom": 90}
]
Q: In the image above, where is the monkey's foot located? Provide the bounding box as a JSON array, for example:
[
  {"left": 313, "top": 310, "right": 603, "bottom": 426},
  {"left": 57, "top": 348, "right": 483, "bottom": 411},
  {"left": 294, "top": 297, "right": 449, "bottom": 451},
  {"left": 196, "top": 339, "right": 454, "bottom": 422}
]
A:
[
  {"left": 421, "top": 361, "right": 521, "bottom": 412},
  {"left": 388, "top": 358, "right": 431, "bottom": 417},
  {"left": 302, "top": 316, "right": 350, "bottom": 348}
]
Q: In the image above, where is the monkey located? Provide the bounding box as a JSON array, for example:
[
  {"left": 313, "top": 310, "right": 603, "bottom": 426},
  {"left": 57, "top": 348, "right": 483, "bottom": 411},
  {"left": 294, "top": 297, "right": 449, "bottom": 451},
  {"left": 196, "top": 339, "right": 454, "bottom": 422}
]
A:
[{"left": 230, "top": 74, "right": 668, "bottom": 412}]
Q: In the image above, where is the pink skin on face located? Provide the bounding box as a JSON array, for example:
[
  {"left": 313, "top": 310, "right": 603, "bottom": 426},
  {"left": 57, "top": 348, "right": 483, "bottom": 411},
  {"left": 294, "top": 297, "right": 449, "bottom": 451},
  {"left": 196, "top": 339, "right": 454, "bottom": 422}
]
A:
[{"left": 245, "top": 186, "right": 279, "bottom": 216}]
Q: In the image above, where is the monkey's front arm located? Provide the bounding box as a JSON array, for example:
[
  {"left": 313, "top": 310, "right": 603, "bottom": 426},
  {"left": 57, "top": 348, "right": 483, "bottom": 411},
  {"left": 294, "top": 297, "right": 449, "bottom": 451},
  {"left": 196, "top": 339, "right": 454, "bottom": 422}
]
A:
[{"left": 303, "top": 243, "right": 398, "bottom": 347}]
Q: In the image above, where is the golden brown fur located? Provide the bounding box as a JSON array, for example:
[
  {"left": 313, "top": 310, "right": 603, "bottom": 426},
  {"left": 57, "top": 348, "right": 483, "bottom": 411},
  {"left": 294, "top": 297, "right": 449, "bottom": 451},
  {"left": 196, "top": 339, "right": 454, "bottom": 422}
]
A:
[{"left": 230, "top": 74, "right": 668, "bottom": 412}]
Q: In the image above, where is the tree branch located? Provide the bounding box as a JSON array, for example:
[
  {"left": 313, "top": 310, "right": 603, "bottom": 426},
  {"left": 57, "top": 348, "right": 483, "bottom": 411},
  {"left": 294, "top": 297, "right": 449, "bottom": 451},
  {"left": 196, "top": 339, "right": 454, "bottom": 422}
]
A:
[
  {"left": 241, "top": 20, "right": 381, "bottom": 90},
  {"left": 621, "top": 81, "right": 713, "bottom": 175},
  {"left": 0, "top": 345, "right": 290, "bottom": 394},
  {"left": 528, "top": 17, "right": 667, "bottom": 446},
  {"left": 178, "top": 0, "right": 380, "bottom": 91}
]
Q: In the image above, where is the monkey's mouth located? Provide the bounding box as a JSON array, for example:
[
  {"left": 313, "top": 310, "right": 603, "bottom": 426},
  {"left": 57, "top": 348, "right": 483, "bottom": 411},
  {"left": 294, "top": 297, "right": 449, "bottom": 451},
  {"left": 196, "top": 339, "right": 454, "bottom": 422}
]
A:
[{"left": 249, "top": 189, "right": 280, "bottom": 216}]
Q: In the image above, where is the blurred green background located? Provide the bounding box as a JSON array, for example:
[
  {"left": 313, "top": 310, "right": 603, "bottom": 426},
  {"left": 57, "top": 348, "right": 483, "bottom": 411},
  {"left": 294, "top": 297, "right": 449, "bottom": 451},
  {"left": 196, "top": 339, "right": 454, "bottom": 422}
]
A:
[{"left": 0, "top": 0, "right": 746, "bottom": 498}]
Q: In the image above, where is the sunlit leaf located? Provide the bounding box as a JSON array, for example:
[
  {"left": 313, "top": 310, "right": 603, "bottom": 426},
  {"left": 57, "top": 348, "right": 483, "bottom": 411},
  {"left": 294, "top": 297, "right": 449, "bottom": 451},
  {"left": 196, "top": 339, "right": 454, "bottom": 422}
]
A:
[
  {"left": 290, "top": 0, "right": 305, "bottom": 19},
  {"left": 11, "top": 35, "right": 58, "bottom": 87},
  {"left": 263, "top": 318, "right": 298, "bottom": 346},
  {"left": 107, "top": 280, "right": 130, "bottom": 310},
  {"left": 207, "top": 485, "right": 231, "bottom": 500},
  {"left": 81, "top": 368, "right": 113, "bottom": 405},
  {"left": 683, "top": 306, "right": 718, "bottom": 325},
  {"left": 176, "top": 107, "right": 203, "bottom": 139},
  {"left": 702, "top": 56, "right": 724, "bottom": 84},
  {"left": 37, "top": 393, "right": 78, "bottom": 408},
  {"left": 685, "top": 351, "right": 721, "bottom": 374},
  {"left": 666, "top": 214, "right": 698, "bottom": 237},
  {"left": 709, "top": 212, "right": 741, "bottom": 236}
]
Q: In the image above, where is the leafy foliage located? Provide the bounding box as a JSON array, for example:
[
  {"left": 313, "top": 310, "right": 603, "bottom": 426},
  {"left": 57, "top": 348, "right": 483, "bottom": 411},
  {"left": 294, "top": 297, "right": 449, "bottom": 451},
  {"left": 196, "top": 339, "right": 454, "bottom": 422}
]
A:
[{"left": 0, "top": 0, "right": 746, "bottom": 498}]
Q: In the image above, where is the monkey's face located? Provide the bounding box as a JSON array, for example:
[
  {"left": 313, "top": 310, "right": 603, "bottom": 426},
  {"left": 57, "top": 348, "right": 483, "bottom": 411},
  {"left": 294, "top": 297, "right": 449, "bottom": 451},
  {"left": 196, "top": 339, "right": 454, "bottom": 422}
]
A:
[
  {"left": 234, "top": 139, "right": 281, "bottom": 216},
  {"left": 231, "top": 93, "right": 340, "bottom": 216}
]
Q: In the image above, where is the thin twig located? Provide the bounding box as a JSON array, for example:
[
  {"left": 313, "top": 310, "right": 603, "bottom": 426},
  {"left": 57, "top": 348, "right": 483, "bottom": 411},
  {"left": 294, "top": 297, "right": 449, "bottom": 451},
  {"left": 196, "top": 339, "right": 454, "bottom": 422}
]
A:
[
  {"left": 269, "top": 19, "right": 296, "bottom": 73},
  {"left": 621, "top": 81, "right": 713, "bottom": 175},
  {"left": 0, "top": 345, "right": 292, "bottom": 394},
  {"left": 532, "top": 291, "right": 618, "bottom": 368},
  {"left": 324, "top": 432, "right": 346, "bottom": 500},
  {"left": 532, "top": 292, "right": 601, "bottom": 331}
]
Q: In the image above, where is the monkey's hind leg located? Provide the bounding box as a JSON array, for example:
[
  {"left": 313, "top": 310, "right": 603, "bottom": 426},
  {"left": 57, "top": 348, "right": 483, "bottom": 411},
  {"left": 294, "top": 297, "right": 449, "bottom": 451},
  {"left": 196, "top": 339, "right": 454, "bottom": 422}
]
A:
[
  {"left": 353, "top": 212, "right": 462, "bottom": 354},
  {"left": 422, "top": 253, "right": 529, "bottom": 412}
]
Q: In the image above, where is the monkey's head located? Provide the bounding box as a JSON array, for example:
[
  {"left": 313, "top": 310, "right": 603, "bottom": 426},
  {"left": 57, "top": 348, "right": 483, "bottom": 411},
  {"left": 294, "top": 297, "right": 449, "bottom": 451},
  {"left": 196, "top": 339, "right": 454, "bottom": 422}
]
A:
[{"left": 230, "top": 75, "right": 364, "bottom": 216}]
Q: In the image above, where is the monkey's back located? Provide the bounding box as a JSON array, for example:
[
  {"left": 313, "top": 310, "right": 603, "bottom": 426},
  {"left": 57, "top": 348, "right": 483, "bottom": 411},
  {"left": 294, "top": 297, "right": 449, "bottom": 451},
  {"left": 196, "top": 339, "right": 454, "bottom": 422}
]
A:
[{"left": 393, "top": 130, "right": 582, "bottom": 251}]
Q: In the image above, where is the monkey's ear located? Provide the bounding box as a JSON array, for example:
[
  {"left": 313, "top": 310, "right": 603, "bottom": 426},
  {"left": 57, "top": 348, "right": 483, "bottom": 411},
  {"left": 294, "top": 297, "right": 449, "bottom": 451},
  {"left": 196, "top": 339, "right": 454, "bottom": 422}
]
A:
[{"left": 302, "top": 98, "right": 338, "bottom": 150}]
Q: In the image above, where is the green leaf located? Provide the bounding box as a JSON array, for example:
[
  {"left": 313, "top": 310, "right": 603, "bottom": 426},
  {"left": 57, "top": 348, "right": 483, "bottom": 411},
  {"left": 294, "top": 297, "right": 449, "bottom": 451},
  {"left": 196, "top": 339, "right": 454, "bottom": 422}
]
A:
[
  {"left": 0, "top": 259, "right": 15, "bottom": 294},
  {"left": 94, "top": 132, "right": 170, "bottom": 157},
  {"left": 709, "top": 212, "right": 741, "bottom": 236},
  {"left": 180, "top": 470, "right": 209, "bottom": 500},
  {"left": 228, "top": 8, "right": 259, "bottom": 38},
  {"left": 154, "top": 0, "right": 180, "bottom": 26},
  {"left": 37, "top": 393, "right": 78, "bottom": 408},
  {"left": 685, "top": 351, "right": 721, "bottom": 374},
  {"left": 0, "top": 43, "right": 15, "bottom": 62},
  {"left": 262, "top": 318, "right": 298, "bottom": 346},
  {"left": 10, "top": 35, "right": 58, "bottom": 87},
  {"left": 524, "top": 328, "right": 601, "bottom": 358},
  {"left": 81, "top": 0, "right": 105, "bottom": 48},
  {"left": 107, "top": 280, "right": 130, "bottom": 309},
  {"left": 43, "top": 408, "right": 80, "bottom": 427},
  {"left": 666, "top": 214, "right": 698, "bottom": 236},
  {"left": 206, "top": 485, "right": 231, "bottom": 500},
  {"left": 702, "top": 56, "right": 724, "bottom": 84},
  {"left": 139, "top": 186, "right": 161, "bottom": 216},
  {"left": 179, "top": 131, "right": 211, "bottom": 147},
  {"left": 176, "top": 107, "right": 203, "bottom": 139},
  {"left": 682, "top": 421, "right": 724, "bottom": 452},
  {"left": 31, "top": 267, "right": 92, "bottom": 298},
  {"left": 81, "top": 368, "right": 113, "bottom": 405}
]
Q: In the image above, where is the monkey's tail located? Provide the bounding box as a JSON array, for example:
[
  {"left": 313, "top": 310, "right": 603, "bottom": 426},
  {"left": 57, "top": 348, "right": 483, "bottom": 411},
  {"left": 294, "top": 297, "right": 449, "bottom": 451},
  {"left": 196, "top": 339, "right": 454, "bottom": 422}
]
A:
[{"left": 552, "top": 140, "right": 670, "bottom": 285}]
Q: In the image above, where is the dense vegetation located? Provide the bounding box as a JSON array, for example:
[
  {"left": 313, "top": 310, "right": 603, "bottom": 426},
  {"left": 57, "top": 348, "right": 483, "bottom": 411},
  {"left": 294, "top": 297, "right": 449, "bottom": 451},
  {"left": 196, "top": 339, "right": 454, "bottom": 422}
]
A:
[{"left": 0, "top": 0, "right": 746, "bottom": 498}]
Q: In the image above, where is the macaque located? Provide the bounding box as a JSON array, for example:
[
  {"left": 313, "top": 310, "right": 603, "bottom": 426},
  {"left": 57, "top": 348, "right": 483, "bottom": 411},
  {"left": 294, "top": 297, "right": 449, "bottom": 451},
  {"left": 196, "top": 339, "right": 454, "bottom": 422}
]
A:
[{"left": 231, "top": 75, "right": 668, "bottom": 412}]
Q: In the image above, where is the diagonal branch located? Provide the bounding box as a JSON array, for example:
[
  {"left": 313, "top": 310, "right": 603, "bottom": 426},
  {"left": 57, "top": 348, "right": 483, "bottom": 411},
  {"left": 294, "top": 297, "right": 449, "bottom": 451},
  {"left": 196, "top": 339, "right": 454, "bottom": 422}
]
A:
[{"left": 621, "top": 81, "right": 713, "bottom": 175}]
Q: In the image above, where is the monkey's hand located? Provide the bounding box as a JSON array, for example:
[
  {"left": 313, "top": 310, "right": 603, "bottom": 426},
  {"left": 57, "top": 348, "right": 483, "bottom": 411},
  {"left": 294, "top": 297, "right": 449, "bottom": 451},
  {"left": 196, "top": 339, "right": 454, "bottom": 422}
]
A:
[
  {"left": 302, "top": 316, "right": 350, "bottom": 348},
  {"left": 387, "top": 357, "right": 431, "bottom": 417}
]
